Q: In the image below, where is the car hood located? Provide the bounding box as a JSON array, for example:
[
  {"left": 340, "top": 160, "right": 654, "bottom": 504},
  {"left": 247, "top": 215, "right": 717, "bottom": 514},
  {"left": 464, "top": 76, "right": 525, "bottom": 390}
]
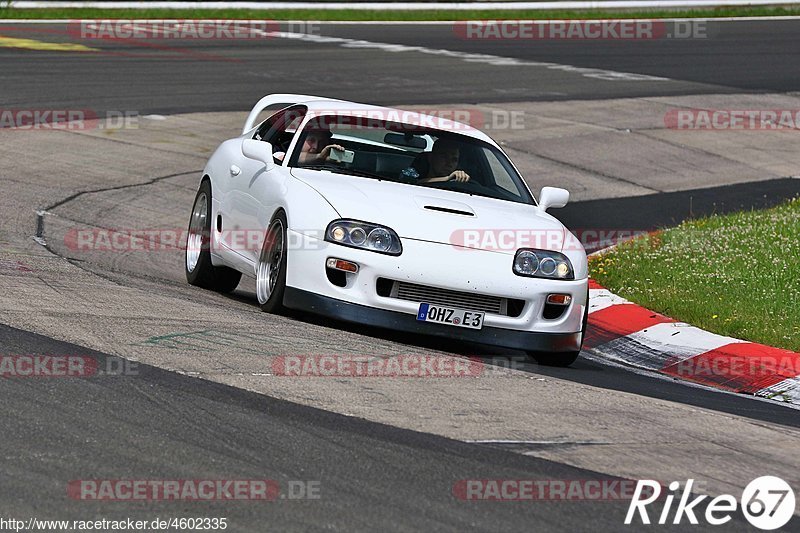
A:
[{"left": 290, "top": 168, "right": 567, "bottom": 254}]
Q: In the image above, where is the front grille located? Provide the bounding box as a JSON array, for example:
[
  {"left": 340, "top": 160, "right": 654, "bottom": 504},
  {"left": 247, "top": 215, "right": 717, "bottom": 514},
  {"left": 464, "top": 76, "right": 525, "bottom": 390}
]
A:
[{"left": 377, "top": 278, "right": 524, "bottom": 317}]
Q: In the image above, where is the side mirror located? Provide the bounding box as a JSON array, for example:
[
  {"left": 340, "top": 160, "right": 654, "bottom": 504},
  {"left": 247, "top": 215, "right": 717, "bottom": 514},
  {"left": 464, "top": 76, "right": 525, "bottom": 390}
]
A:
[
  {"left": 242, "top": 139, "right": 275, "bottom": 171},
  {"left": 538, "top": 187, "right": 569, "bottom": 211}
]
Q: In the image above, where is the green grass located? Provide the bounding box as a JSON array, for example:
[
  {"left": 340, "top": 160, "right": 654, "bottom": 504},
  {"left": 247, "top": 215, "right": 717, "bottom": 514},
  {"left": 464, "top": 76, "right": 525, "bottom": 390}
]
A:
[
  {"left": 589, "top": 198, "right": 800, "bottom": 352},
  {"left": 2, "top": 6, "right": 800, "bottom": 21}
]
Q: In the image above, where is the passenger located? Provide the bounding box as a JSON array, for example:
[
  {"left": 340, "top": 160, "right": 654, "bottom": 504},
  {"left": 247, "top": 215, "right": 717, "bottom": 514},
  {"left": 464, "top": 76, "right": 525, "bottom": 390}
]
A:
[
  {"left": 406, "top": 138, "right": 470, "bottom": 184},
  {"left": 298, "top": 127, "right": 346, "bottom": 165}
]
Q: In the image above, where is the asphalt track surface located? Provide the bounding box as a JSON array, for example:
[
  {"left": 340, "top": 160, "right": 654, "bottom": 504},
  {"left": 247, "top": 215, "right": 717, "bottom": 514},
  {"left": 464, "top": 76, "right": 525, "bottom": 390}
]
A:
[
  {"left": 1, "top": 18, "right": 800, "bottom": 532},
  {"left": 1, "top": 322, "right": 763, "bottom": 531},
  {"left": 0, "top": 19, "right": 798, "bottom": 114}
]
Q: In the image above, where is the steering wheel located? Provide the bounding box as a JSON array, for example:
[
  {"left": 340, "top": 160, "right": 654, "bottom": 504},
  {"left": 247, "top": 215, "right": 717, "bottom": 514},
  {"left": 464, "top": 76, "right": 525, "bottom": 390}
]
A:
[{"left": 434, "top": 177, "right": 488, "bottom": 193}]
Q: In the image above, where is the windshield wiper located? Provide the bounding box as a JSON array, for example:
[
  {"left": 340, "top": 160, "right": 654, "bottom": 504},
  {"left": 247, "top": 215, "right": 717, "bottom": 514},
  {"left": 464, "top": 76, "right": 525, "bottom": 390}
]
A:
[
  {"left": 298, "top": 165, "right": 390, "bottom": 181},
  {"left": 298, "top": 164, "right": 337, "bottom": 172},
  {"left": 339, "top": 168, "right": 393, "bottom": 181}
]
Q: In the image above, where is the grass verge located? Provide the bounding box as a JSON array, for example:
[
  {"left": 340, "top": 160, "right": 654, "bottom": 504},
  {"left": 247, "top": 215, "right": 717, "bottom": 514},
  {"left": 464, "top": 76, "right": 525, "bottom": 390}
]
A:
[
  {"left": 589, "top": 197, "right": 800, "bottom": 352},
  {"left": 2, "top": 6, "right": 800, "bottom": 21}
]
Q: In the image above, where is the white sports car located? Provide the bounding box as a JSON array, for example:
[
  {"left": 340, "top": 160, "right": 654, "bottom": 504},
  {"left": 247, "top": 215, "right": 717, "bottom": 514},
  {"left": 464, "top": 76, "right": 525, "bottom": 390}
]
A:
[{"left": 185, "top": 94, "right": 588, "bottom": 366}]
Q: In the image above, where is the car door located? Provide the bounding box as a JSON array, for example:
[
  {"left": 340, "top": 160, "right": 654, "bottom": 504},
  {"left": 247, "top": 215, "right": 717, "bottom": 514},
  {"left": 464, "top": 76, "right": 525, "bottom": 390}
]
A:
[{"left": 223, "top": 105, "right": 306, "bottom": 264}]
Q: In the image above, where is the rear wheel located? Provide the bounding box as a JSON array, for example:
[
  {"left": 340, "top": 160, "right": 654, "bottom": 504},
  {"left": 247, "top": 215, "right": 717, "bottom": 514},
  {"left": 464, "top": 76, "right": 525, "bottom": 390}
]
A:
[
  {"left": 256, "top": 211, "right": 288, "bottom": 314},
  {"left": 528, "top": 288, "right": 589, "bottom": 367},
  {"left": 185, "top": 180, "right": 242, "bottom": 293}
]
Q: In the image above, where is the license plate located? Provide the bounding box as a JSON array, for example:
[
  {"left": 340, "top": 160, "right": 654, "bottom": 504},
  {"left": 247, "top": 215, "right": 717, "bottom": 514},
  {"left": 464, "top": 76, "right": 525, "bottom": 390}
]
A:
[{"left": 416, "top": 303, "right": 484, "bottom": 330}]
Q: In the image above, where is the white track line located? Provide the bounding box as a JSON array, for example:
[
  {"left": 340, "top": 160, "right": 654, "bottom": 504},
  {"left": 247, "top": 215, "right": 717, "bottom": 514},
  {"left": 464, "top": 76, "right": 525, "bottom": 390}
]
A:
[
  {"left": 270, "top": 30, "right": 670, "bottom": 82},
  {"left": 68, "top": 20, "right": 671, "bottom": 82}
]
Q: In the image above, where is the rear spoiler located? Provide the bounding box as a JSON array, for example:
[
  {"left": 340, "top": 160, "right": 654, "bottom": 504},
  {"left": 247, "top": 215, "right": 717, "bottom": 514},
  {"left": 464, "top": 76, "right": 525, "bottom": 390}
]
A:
[{"left": 242, "top": 93, "right": 324, "bottom": 134}]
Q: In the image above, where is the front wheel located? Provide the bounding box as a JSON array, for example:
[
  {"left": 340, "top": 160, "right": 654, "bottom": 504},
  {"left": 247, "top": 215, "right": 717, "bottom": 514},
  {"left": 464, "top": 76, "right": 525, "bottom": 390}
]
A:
[
  {"left": 256, "top": 212, "right": 288, "bottom": 314},
  {"left": 185, "top": 180, "right": 242, "bottom": 293}
]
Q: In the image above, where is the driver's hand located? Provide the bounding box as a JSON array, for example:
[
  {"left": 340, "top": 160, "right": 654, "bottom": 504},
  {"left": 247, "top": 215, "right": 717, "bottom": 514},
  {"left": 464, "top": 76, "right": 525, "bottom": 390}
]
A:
[
  {"left": 448, "top": 170, "right": 470, "bottom": 182},
  {"left": 320, "top": 144, "right": 346, "bottom": 161}
]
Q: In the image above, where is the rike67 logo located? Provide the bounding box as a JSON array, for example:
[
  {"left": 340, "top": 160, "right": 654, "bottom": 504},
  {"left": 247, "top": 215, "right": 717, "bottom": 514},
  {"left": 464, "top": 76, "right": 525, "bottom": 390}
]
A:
[{"left": 626, "top": 477, "right": 795, "bottom": 530}]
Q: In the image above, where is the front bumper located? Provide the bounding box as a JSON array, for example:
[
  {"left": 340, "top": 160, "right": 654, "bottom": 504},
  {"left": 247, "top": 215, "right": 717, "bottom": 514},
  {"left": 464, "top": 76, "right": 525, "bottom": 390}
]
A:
[
  {"left": 284, "top": 287, "right": 583, "bottom": 352},
  {"left": 286, "top": 228, "right": 587, "bottom": 332}
]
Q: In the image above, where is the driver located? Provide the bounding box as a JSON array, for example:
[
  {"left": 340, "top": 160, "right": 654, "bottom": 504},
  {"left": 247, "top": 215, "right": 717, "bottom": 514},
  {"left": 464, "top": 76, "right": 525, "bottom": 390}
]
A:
[
  {"left": 298, "top": 123, "right": 346, "bottom": 165},
  {"left": 406, "top": 138, "right": 471, "bottom": 184}
]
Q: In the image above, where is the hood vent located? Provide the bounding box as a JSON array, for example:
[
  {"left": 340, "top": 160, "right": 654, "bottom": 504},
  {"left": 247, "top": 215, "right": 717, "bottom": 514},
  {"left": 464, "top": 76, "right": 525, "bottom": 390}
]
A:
[{"left": 424, "top": 205, "right": 475, "bottom": 217}]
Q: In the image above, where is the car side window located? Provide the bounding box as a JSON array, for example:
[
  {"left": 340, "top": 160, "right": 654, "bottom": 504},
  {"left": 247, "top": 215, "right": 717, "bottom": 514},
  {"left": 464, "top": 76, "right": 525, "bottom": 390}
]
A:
[
  {"left": 253, "top": 105, "right": 307, "bottom": 163},
  {"left": 253, "top": 109, "right": 281, "bottom": 141}
]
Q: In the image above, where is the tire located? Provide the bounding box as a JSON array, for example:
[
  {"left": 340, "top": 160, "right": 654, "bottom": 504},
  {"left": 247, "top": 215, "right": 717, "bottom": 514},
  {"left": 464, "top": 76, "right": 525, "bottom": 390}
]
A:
[
  {"left": 255, "top": 211, "right": 288, "bottom": 314},
  {"left": 185, "top": 180, "right": 242, "bottom": 293},
  {"left": 528, "top": 288, "right": 589, "bottom": 367}
]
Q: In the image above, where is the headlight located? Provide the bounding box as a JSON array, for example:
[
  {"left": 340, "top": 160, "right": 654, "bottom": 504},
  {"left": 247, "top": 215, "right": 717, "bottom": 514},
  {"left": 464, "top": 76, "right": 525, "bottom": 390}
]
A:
[
  {"left": 325, "top": 219, "right": 402, "bottom": 255},
  {"left": 513, "top": 249, "right": 573, "bottom": 280}
]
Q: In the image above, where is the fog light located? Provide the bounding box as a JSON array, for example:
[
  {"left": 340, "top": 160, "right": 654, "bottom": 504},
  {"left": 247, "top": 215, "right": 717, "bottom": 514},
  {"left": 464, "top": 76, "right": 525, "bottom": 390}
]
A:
[
  {"left": 326, "top": 257, "right": 359, "bottom": 273},
  {"left": 546, "top": 293, "right": 571, "bottom": 305}
]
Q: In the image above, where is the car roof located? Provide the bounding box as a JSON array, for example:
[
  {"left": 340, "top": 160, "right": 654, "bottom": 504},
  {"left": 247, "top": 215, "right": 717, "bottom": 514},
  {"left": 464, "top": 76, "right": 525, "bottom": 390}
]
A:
[{"left": 296, "top": 97, "right": 494, "bottom": 144}]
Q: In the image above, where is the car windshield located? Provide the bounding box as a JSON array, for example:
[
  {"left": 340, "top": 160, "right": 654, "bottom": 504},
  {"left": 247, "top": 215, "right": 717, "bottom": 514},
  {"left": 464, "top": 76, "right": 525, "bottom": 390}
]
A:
[{"left": 288, "top": 114, "right": 535, "bottom": 205}]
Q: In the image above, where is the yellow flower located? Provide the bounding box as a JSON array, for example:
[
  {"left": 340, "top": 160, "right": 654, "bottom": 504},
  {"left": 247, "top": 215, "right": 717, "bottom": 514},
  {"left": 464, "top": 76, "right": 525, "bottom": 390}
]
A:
[{"left": 712, "top": 314, "right": 718, "bottom": 319}]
